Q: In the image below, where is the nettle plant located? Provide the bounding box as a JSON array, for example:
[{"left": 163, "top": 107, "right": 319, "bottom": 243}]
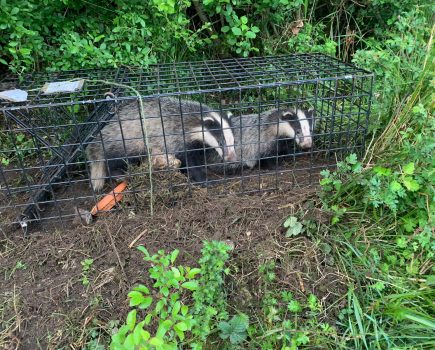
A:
[
  {"left": 252, "top": 289, "right": 337, "bottom": 349},
  {"left": 110, "top": 248, "right": 201, "bottom": 350}
]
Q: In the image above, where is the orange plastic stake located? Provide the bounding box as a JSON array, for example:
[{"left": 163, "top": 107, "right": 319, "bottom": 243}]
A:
[{"left": 90, "top": 181, "right": 128, "bottom": 216}]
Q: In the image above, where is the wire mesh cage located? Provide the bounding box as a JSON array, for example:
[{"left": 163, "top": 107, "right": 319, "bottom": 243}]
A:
[{"left": 0, "top": 53, "right": 374, "bottom": 230}]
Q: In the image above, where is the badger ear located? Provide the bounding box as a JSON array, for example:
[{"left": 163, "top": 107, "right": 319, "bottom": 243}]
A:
[
  {"left": 226, "top": 111, "right": 234, "bottom": 120},
  {"left": 281, "top": 110, "right": 297, "bottom": 120},
  {"left": 308, "top": 107, "right": 314, "bottom": 113}
]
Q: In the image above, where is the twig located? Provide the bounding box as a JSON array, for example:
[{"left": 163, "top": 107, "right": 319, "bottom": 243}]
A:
[
  {"left": 128, "top": 229, "right": 148, "bottom": 248},
  {"left": 296, "top": 271, "right": 305, "bottom": 292}
]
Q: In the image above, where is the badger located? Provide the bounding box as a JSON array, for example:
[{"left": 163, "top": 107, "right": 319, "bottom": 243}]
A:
[
  {"left": 207, "top": 107, "right": 314, "bottom": 173},
  {"left": 86, "top": 97, "right": 236, "bottom": 191}
]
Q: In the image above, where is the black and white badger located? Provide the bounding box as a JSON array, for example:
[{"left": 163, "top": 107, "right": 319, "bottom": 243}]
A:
[
  {"left": 207, "top": 107, "right": 314, "bottom": 173},
  {"left": 86, "top": 97, "right": 236, "bottom": 191}
]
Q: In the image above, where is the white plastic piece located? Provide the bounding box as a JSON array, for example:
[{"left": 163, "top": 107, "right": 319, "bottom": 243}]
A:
[
  {"left": 41, "top": 79, "right": 84, "bottom": 94},
  {"left": 0, "top": 89, "right": 28, "bottom": 102}
]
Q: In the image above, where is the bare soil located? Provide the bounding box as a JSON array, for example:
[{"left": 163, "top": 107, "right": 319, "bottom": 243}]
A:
[{"left": 0, "top": 179, "right": 349, "bottom": 349}]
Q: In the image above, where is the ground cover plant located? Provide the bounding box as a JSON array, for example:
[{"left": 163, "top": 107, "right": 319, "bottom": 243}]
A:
[{"left": 0, "top": 0, "right": 434, "bottom": 349}]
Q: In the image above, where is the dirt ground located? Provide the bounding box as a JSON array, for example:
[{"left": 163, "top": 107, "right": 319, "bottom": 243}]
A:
[{"left": 0, "top": 176, "right": 349, "bottom": 349}]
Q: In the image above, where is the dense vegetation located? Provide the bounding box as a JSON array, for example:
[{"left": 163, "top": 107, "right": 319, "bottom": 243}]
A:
[{"left": 1, "top": 0, "right": 433, "bottom": 349}]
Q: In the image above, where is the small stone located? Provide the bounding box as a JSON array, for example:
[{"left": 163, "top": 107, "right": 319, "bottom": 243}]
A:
[{"left": 223, "top": 240, "right": 235, "bottom": 250}]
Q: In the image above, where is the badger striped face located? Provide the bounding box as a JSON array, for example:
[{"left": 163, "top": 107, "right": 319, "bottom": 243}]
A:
[
  {"left": 190, "top": 112, "right": 236, "bottom": 162},
  {"left": 281, "top": 108, "right": 314, "bottom": 149}
]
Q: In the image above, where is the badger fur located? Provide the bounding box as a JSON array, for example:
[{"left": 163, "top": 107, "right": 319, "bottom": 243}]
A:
[
  {"left": 86, "top": 97, "right": 236, "bottom": 191},
  {"left": 207, "top": 107, "right": 314, "bottom": 173}
]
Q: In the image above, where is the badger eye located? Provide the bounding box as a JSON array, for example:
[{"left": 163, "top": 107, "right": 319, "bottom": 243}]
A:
[{"left": 296, "top": 130, "right": 302, "bottom": 137}]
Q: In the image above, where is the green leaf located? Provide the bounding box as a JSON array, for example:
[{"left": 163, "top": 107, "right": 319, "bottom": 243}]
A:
[
  {"left": 288, "top": 300, "right": 302, "bottom": 312},
  {"left": 126, "top": 309, "right": 137, "bottom": 331},
  {"left": 374, "top": 166, "right": 391, "bottom": 176},
  {"left": 331, "top": 216, "right": 340, "bottom": 225},
  {"left": 171, "top": 266, "right": 181, "bottom": 278},
  {"left": 145, "top": 313, "right": 152, "bottom": 325},
  {"left": 218, "top": 321, "right": 231, "bottom": 339},
  {"left": 230, "top": 331, "right": 247, "bottom": 344},
  {"left": 19, "top": 48, "right": 31, "bottom": 55},
  {"left": 219, "top": 314, "right": 249, "bottom": 345},
  {"left": 128, "top": 291, "right": 145, "bottom": 307},
  {"left": 155, "top": 299, "right": 165, "bottom": 313},
  {"left": 240, "top": 16, "right": 248, "bottom": 24},
  {"left": 113, "top": 324, "right": 130, "bottom": 344},
  {"left": 403, "top": 162, "right": 415, "bottom": 175},
  {"left": 11, "top": 7, "right": 19, "bottom": 15},
  {"left": 221, "top": 26, "right": 230, "bottom": 33},
  {"left": 283, "top": 216, "right": 304, "bottom": 237},
  {"left": 231, "top": 27, "right": 242, "bottom": 36},
  {"left": 230, "top": 314, "right": 249, "bottom": 332},
  {"left": 426, "top": 275, "right": 435, "bottom": 286},
  {"left": 133, "top": 322, "right": 145, "bottom": 345},
  {"left": 174, "top": 327, "right": 185, "bottom": 341},
  {"left": 251, "top": 26, "right": 260, "bottom": 33},
  {"left": 181, "top": 281, "right": 198, "bottom": 291},
  {"left": 346, "top": 153, "right": 358, "bottom": 165},
  {"left": 283, "top": 216, "right": 295, "bottom": 228},
  {"left": 139, "top": 296, "right": 153, "bottom": 309},
  {"left": 245, "top": 31, "right": 256, "bottom": 39},
  {"left": 94, "top": 34, "right": 105, "bottom": 43},
  {"left": 137, "top": 246, "right": 149, "bottom": 257},
  {"left": 162, "top": 343, "right": 178, "bottom": 350},
  {"left": 149, "top": 337, "right": 164, "bottom": 347},
  {"left": 296, "top": 333, "right": 310, "bottom": 345},
  {"left": 186, "top": 267, "right": 201, "bottom": 279},
  {"left": 156, "top": 319, "right": 173, "bottom": 338},
  {"left": 133, "top": 284, "right": 150, "bottom": 294},
  {"left": 181, "top": 304, "right": 188, "bottom": 316},
  {"left": 402, "top": 176, "right": 420, "bottom": 191},
  {"left": 172, "top": 301, "right": 181, "bottom": 317},
  {"left": 161, "top": 286, "right": 169, "bottom": 297},
  {"left": 170, "top": 249, "right": 179, "bottom": 264},
  {"left": 389, "top": 181, "right": 403, "bottom": 192},
  {"left": 124, "top": 333, "right": 135, "bottom": 348},
  {"left": 174, "top": 321, "right": 188, "bottom": 331}
]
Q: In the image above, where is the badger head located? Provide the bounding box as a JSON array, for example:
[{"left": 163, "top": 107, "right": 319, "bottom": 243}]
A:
[
  {"left": 279, "top": 107, "right": 315, "bottom": 150},
  {"left": 190, "top": 111, "right": 237, "bottom": 162}
]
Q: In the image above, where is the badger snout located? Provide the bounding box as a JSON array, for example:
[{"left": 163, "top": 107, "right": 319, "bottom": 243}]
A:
[
  {"left": 296, "top": 136, "right": 313, "bottom": 149},
  {"left": 224, "top": 146, "right": 237, "bottom": 162}
]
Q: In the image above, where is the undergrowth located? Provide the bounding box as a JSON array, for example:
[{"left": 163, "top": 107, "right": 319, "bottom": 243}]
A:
[
  {"left": 110, "top": 241, "right": 232, "bottom": 349},
  {"left": 315, "top": 23, "right": 434, "bottom": 348},
  {"left": 1, "top": 1, "right": 434, "bottom": 349}
]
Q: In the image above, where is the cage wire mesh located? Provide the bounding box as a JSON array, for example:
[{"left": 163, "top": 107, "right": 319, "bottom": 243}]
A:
[{"left": 0, "top": 53, "right": 374, "bottom": 230}]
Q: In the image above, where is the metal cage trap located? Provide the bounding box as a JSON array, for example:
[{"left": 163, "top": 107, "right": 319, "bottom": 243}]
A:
[{"left": 0, "top": 53, "right": 374, "bottom": 231}]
